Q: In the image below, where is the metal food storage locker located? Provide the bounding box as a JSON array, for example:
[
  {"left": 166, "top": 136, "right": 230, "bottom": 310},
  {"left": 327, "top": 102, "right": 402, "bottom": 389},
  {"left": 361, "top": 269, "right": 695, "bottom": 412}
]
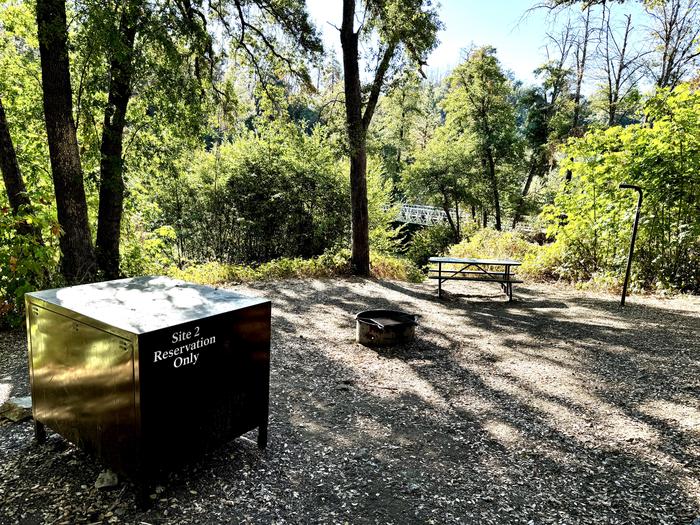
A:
[{"left": 25, "top": 276, "right": 271, "bottom": 481}]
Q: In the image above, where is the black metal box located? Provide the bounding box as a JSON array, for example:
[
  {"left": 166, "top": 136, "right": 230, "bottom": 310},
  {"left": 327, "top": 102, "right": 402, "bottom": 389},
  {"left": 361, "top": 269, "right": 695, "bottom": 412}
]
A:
[{"left": 25, "top": 276, "right": 271, "bottom": 479}]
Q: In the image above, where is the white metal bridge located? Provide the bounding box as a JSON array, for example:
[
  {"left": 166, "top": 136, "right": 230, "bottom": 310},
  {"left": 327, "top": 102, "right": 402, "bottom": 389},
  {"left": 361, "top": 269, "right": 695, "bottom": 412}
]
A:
[{"left": 394, "top": 204, "right": 457, "bottom": 226}]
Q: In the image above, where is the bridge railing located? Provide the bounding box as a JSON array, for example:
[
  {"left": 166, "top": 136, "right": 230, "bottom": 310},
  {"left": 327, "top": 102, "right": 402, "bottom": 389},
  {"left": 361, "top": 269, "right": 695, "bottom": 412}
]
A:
[{"left": 394, "top": 204, "right": 458, "bottom": 226}]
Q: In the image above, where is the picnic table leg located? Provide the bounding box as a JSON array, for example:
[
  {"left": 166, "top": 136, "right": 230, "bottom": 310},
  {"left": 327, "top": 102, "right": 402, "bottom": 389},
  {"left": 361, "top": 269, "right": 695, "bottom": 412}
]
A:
[
  {"left": 505, "top": 265, "right": 512, "bottom": 302},
  {"left": 438, "top": 262, "right": 442, "bottom": 299}
]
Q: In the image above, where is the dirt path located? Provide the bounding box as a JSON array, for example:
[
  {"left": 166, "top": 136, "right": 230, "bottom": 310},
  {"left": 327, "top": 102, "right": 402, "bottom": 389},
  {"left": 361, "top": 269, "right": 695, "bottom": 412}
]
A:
[{"left": 2, "top": 278, "right": 699, "bottom": 524}]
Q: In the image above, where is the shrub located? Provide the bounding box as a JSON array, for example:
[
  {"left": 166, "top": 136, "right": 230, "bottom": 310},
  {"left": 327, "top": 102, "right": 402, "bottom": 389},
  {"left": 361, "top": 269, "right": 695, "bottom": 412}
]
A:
[
  {"left": 449, "top": 228, "right": 532, "bottom": 262},
  {"left": 521, "top": 240, "right": 564, "bottom": 281},
  {"left": 121, "top": 224, "right": 178, "bottom": 277},
  {"left": 547, "top": 84, "right": 700, "bottom": 292},
  {"left": 0, "top": 209, "right": 59, "bottom": 328},
  {"left": 367, "top": 157, "right": 405, "bottom": 254},
  {"left": 448, "top": 228, "right": 567, "bottom": 282},
  {"left": 159, "top": 121, "right": 350, "bottom": 265},
  {"left": 166, "top": 249, "right": 423, "bottom": 285},
  {"left": 406, "top": 224, "right": 456, "bottom": 267},
  {"left": 371, "top": 253, "right": 424, "bottom": 283}
]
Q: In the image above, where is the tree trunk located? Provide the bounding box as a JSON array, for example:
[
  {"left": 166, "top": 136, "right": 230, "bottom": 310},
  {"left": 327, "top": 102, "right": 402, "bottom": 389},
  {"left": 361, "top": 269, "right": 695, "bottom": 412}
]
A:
[
  {"left": 340, "top": 0, "right": 370, "bottom": 276},
  {"left": 0, "top": 95, "right": 42, "bottom": 240},
  {"left": 36, "top": 0, "right": 96, "bottom": 283},
  {"left": 96, "top": 0, "right": 140, "bottom": 279},
  {"left": 512, "top": 150, "right": 544, "bottom": 229},
  {"left": 511, "top": 166, "right": 536, "bottom": 230},
  {"left": 441, "top": 194, "right": 459, "bottom": 242},
  {"left": 485, "top": 149, "right": 501, "bottom": 230},
  {"left": 454, "top": 201, "right": 461, "bottom": 240},
  {"left": 340, "top": 0, "right": 396, "bottom": 276},
  {"left": 609, "top": 14, "right": 632, "bottom": 127},
  {"left": 572, "top": 8, "right": 591, "bottom": 132}
]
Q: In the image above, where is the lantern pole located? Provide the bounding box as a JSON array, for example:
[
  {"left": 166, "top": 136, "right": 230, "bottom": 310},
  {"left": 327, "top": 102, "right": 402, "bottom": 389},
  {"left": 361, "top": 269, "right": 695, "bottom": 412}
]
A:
[{"left": 619, "top": 183, "right": 643, "bottom": 307}]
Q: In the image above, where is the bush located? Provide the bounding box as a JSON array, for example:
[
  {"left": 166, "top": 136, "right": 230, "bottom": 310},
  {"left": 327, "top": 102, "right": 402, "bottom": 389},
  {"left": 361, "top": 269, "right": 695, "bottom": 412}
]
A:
[
  {"left": 121, "top": 224, "right": 178, "bottom": 277},
  {"left": 448, "top": 227, "right": 568, "bottom": 283},
  {"left": 371, "top": 253, "right": 424, "bottom": 283},
  {"left": 167, "top": 249, "right": 423, "bottom": 285},
  {"left": 406, "top": 224, "right": 456, "bottom": 267},
  {"left": 547, "top": 84, "right": 700, "bottom": 292},
  {"left": 521, "top": 240, "right": 564, "bottom": 281},
  {"left": 367, "top": 157, "right": 405, "bottom": 254},
  {"left": 449, "top": 228, "right": 533, "bottom": 261},
  {"left": 0, "top": 209, "right": 59, "bottom": 328},
  {"left": 159, "top": 121, "right": 350, "bottom": 265}
]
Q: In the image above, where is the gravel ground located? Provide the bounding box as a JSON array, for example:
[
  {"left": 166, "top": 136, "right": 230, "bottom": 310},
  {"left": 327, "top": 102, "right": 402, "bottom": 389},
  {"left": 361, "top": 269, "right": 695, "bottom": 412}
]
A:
[{"left": 1, "top": 278, "right": 700, "bottom": 524}]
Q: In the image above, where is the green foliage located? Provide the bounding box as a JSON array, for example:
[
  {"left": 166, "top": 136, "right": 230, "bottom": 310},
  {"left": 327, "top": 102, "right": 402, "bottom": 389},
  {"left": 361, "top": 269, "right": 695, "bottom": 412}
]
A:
[
  {"left": 519, "top": 242, "right": 564, "bottom": 282},
  {"left": 532, "top": 60, "right": 575, "bottom": 141},
  {"left": 0, "top": 3, "right": 60, "bottom": 326},
  {"left": 372, "top": 71, "right": 423, "bottom": 187},
  {"left": 366, "top": 156, "right": 404, "bottom": 254},
  {"left": 0, "top": 207, "right": 60, "bottom": 328},
  {"left": 167, "top": 248, "right": 423, "bottom": 285},
  {"left": 544, "top": 85, "right": 700, "bottom": 292},
  {"left": 0, "top": 2, "right": 51, "bottom": 188},
  {"left": 371, "top": 252, "right": 424, "bottom": 283},
  {"left": 447, "top": 227, "right": 563, "bottom": 282},
  {"left": 590, "top": 84, "right": 643, "bottom": 126},
  {"left": 444, "top": 46, "right": 522, "bottom": 167},
  {"left": 158, "top": 120, "right": 350, "bottom": 264},
  {"left": 406, "top": 224, "right": 455, "bottom": 267},
  {"left": 450, "top": 228, "right": 533, "bottom": 262},
  {"left": 402, "top": 126, "right": 473, "bottom": 218},
  {"left": 366, "top": 0, "right": 441, "bottom": 63},
  {"left": 120, "top": 225, "right": 177, "bottom": 277}
]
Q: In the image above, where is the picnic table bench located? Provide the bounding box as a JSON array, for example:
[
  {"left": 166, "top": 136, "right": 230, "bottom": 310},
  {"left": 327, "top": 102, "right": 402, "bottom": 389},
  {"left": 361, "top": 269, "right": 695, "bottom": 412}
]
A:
[{"left": 428, "top": 257, "right": 522, "bottom": 301}]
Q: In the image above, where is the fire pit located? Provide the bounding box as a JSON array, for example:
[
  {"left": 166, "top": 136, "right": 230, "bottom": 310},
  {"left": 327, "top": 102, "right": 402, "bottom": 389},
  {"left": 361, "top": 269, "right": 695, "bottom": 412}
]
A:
[{"left": 355, "top": 309, "right": 417, "bottom": 346}]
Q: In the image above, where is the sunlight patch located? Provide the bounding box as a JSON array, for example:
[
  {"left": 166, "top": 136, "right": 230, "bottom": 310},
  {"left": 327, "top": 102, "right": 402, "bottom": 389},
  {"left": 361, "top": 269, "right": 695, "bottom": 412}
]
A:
[
  {"left": 0, "top": 382, "right": 11, "bottom": 405},
  {"left": 483, "top": 419, "right": 522, "bottom": 447},
  {"left": 638, "top": 399, "right": 700, "bottom": 433}
]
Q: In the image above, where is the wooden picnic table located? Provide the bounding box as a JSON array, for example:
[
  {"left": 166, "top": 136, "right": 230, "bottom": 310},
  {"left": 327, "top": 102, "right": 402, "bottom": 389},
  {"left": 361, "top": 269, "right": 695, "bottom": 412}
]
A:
[{"left": 428, "top": 257, "right": 523, "bottom": 301}]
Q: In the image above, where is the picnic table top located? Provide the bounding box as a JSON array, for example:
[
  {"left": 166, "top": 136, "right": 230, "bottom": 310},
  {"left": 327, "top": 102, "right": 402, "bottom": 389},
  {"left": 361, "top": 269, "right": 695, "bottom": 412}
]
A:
[{"left": 429, "top": 257, "right": 522, "bottom": 266}]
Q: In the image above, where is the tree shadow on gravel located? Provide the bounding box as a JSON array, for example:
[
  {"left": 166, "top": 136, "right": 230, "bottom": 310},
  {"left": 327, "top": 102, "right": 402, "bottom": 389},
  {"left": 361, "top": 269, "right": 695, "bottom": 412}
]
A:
[
  {"left": 371, "top": 279, "right": 700, "bottom": 521},
  {"left": 1, "top": 277, "right": 699, "bottom": 524},
  {"left": 245, "top": 277, "right": 700, "bottom": 522}
]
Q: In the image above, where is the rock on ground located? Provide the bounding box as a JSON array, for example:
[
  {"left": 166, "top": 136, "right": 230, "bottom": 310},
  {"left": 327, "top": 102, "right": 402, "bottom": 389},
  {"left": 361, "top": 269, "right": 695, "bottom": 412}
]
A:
[{"left": 0, "top": 396, "right": 32, "bottom": 422}]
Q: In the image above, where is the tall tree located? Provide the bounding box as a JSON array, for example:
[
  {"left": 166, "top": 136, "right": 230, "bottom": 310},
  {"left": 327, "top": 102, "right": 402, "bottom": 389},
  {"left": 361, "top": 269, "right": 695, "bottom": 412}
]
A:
[
  {"left": 645, "top": 0, "right": 700, "bottom": 89},
  {"left": 413, "top": 80, "right": 443, "bottom": 151},
  {"left": 445, "top": 46, "right": 519, "bottom": 231},
  {"left": 402, "top": 127, "right": 471, "bottom": 241},
  {"left": 512, "top": 87, "right": 550, "bottom": 228},
  {"left": 374, "top": 71, "right": 422, "bottom": 188},
  {"left": 512, "top": 20, "right": 580, "bottom": 228},
  {"left": 0, "top": 95, "right": 41, "bottom": 239},
  {"left": 571, "top": 6, "right": 593, "bottom": 132},
  {"left": 95, "top": 0, "right": 142, "bottom": 279},
  {"left": 339, "top": 0, "right": 439, "bottom": 275},
  {"left": 598, "top": 8, "right": 645, "bottom": 125},
  {"left": 36, "top": 0, "right": 96, "bottom": 283}
]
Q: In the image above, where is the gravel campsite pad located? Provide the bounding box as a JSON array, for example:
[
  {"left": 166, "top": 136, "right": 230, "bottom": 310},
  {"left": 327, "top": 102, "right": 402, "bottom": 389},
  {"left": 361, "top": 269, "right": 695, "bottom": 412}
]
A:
[{"left": 1, "top": 278, "right": 700, "bottom": 524}]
